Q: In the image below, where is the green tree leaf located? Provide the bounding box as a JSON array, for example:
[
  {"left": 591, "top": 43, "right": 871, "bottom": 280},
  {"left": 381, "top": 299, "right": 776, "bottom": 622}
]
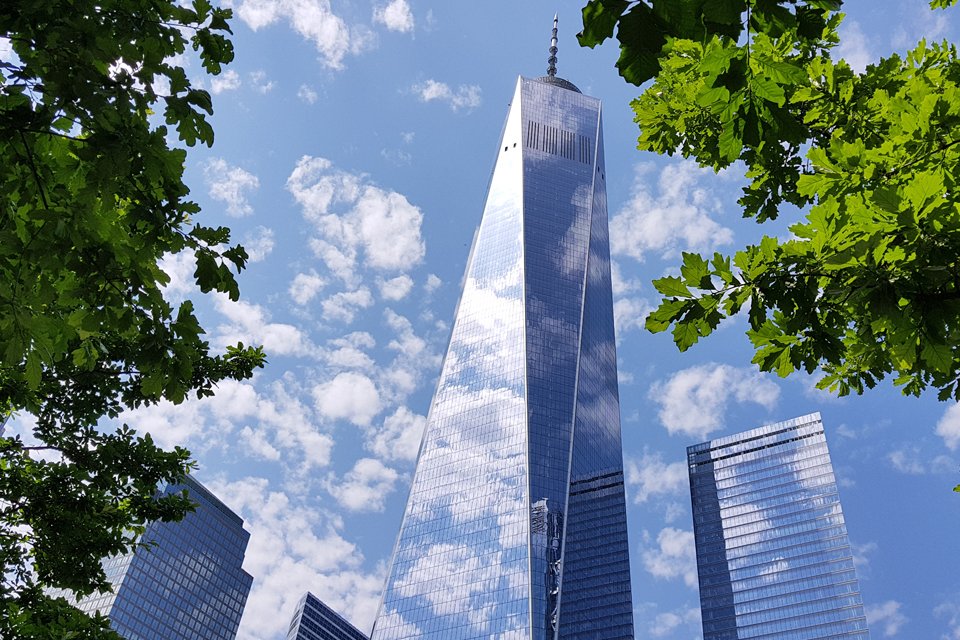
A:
[
  {"left": 653, "top": 276, "right": 692, "bottom": 297},
  {"left": 578, "top": 0, "right": 629, "bottom": 47},
  {"left": 580, "top": 0, "right": 960, "bottom": 430},
  {"left": 0, "top": 0, "right": 267, "bottom": 635}
]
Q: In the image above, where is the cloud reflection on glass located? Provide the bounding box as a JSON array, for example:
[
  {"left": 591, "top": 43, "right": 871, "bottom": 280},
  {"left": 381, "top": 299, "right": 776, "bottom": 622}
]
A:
[
  {"left": 688, "top": 413, "right": 870, "bottom": 640},
  {"left": 371, "top": 75, "right": 633, "bottom": 640}
]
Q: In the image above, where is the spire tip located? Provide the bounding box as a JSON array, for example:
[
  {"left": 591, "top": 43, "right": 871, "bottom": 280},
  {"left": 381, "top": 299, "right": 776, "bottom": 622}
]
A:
[{"left": 547, "top": 13, "right": 559, "bottom": 77}]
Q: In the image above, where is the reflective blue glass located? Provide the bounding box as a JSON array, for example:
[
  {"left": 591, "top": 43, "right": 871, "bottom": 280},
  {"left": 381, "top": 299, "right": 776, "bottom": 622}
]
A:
[
  {"left": 286, "top": 592, "right": 368, "bottom": 640},
  {"left": 371, "top": 74, "right": 633, "bottom": 640},
  {"left": 688, "top": 413, "right": 870, "bottom": 640},
  {"left": 60, "top": 476, "right": 252, "bottom": 640}
]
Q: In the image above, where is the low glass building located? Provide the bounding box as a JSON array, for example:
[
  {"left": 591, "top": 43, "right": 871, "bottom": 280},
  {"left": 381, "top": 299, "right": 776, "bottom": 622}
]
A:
[
  {"left": 286, "top": 592, "right": 368, "bottom": 640},
  {"left": 687, "top": 413, "right": 870, "bottom": 640},
  {"left": 64, "top": 475, "right": 253, "bottom": 639}
]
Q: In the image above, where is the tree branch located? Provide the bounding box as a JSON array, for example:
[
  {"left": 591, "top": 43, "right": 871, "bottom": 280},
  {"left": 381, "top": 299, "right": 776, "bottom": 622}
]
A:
[
  {"left": 884, "top": 137, "right": 960, "bottom": 180},
  {"left": 16, "top": 130, "right": 49, "bottom": 210}
]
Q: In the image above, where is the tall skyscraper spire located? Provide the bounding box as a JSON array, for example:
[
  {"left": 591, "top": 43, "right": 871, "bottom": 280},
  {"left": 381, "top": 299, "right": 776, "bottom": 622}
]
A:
[
  {"left": 370, "top": 31, "right": 633, "bottom": 640},
  {"left": 547, "top": 13, "right": 559, "bottom": 76}
]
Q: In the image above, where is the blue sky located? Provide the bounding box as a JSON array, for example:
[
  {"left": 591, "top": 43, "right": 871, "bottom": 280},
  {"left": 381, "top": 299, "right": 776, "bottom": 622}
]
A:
[{"left": 10, "top": 0, "right": 960, "bottom": 638}]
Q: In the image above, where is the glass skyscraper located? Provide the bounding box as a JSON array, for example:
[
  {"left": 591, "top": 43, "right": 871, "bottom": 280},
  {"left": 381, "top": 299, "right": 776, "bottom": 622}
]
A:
[
  {"left": 371, "top": 22, "right": 633, "bottom": 640},
  {"left": 285, "top": 592, "right": 368, "bottom": 640},
  {"left": 63, "top": 475, "right": 253, "bottom": 640},
  {"left": 688, "top": 413, "right": 870, "bottom": 640}
]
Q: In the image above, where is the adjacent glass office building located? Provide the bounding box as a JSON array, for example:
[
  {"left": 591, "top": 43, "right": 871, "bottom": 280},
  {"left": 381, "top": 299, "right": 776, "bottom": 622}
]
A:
[
  {"left": 370, "top": 28, "right": 633, "bottom": 640},
  {"left": 687, "top": 413, "right": 870, "bottom": 640},
  {"left": 64, "top": 476, "right": 253, "bottom": 639},
  {"left": 286, "top": 592, "right": 368, "bottom": 640}
]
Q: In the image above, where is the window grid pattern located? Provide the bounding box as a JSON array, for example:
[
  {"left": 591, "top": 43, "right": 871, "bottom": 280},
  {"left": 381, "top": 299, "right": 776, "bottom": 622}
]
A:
[
  {"left": 371, "top": 76, "right": 531, "bottom": 640},
  {"left": 286, "top": 592, "right": 368, "bottom": 640},
  {"left": 688, "top": 414, "right": 869, "bottom": 640},
  {"left": 555, "top": 126, "right": 633, "bottom": 640},
  {"left": 371, "top": 75, "right": 633, "bottom": 640},
  {"left": 520, "top": 78, "right": 599, "bottom": 640},
  {"left": 64, "top": 476, "right": 252, "bottom": 640}
]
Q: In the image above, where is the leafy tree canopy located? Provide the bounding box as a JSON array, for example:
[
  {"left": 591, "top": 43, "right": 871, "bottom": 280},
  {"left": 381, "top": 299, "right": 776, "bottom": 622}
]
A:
[
  {"left": 579, "top": 0, "right": 960, "bottom": 412},
  {"left": 1, "top": 0, "right": 266, "bottom": 635}
]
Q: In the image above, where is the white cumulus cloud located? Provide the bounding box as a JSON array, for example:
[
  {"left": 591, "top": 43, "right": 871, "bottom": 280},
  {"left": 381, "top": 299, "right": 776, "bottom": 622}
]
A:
[
  {"left": 865, "top": 600, "right": 909, "bottom": 637},
  {"left": 248, "top": 69, "right": 274, "bottom": 93},
  {"left": 892, "top": 0, "right": 950, "bottom": 50},
  {"left": 611, "top": 260, "right": 643, "bottom": 296},
  {"left": 313, "top": 371, "right": 381, "bottom": 426},
  {"left": 836, "top": 20, "right": 873, "bottom": 73},
  {"left": 203, "top": 157, "right": 260, "bottom": 217},
  {"left": 935, "top": 599, "right": 960, "bottom": 640},
  {"left": 886, "top": 446, "right": 953, "bottom": 475},
  {"left": 242, "top": 226, "right": 275, "bottom": 262},
  {"left": 119, "top": 379, "right": 334, "bottom": 471},
  {"left": 373, "top": 0, "right": 414, "bottom": 33},
  {"left": 0, "top": 37, "right": 14, "bottom": 62},
  {"left": 287, "top": 156, "right": 426, "bottom": 285},
  {"left": 326, "top": 457, "right": 400, "bottom": 512},
  {"left": 378, "top": 274, "right": 414, "bottom": 301},
  {"left": 626, "top": 449, "right": 688, "bottom": 503},
  {"left": 321, "top": 287, "right": 374, "bottom": 323},
  {"left": 937, "top": 403, "right": 960, "bottom": 450},
  {"left": 384, "top": 309, "right": 426, "bottom": 359},
  {"left": 424, "top": 273, "right": 442, "bottom": 293},
  {"left": 239, "top": 425, "right": 281, "bottom": 461},
  {"left": 210, "top": 69, "right": 241, "bottom": 94},
  {"left": 610, "top": 161, "right": 734, "bottom": 262},
  {"left": 348, "top": 187, "right": 425, "bottom": 271},
  {"left": 213, "top": 295, "right": 317, "bottom": 358},
  {"left": 159, "top": 250, "right": 197, "bottom": 297},
  {"left": 206, "top": 477, "right": 383, "bottom": 639},
  {"left": 642, "top": 527, "right": 698, "bottom": 588},
  {"left": 649, "top": 607, "right": 701, "bottom": 638},
  {"left": 324, "top": 332, "right": 376, "bottom": 371},
  {"left": 232, "top": 0, "right": 373, "bottom": 70},
  {"left": 374, "top": 310, "right": 438, "bottom": 406},
  {"left": 366, "top": 405, "right": 426, "bottom": 462},
  {"left": 650, "top": 363, "right": 780, "bottom": 439},
  {"left": 851, "top": 541, "right": 878, "bottom": 573},
  {"left": 614, "top": 296, "right": 654, "bottom": 336},
  {"left": 298, "top": 83, "right": 319, "bottom": 104},
  {"left": 412, "top": 79, "right": 482, "bottom": 112},
  {"left": 289, "top": 270, "right": 327, "bottom": 305}
]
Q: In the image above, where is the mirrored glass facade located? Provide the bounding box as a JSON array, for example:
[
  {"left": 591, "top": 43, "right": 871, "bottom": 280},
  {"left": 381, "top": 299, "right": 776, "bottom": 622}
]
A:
[
  {"left": 370, "top": 74, "right": 633, "bottom": 640},
  {"left": 64, "top": 476, "right": 253, "bottom": 640},
  {"left": 286, "top": 592, "right": 368, "bottom": 640},
  {"left": 688, "top": 413, "right": 870, "bottom": 640}
]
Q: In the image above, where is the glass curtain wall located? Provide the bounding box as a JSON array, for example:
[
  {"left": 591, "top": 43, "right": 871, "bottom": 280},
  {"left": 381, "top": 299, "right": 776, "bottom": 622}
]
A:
[
  {"left": 371, "top": 74, "right": 633, "bottom": 640},
  {"left": 688, "top": 413, "right": 870, "bottom": 640}
]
